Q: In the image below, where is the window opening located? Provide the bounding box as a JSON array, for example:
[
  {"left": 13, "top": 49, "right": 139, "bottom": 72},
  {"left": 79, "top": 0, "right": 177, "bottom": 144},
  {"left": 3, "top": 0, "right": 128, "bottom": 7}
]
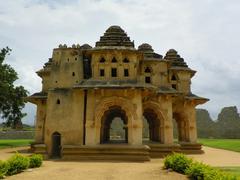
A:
[
  {"left": 112, "top": 57, "right": 117, "bottom": 63},
  {"left": 172, "top": 84, "right": 177, "bottom": 89},
  {"left": 112, "top": 68, "right": 117, "bottom": 77},
  {"left": 145, "top": 76, "right": 151, "bottom": 83},
  {"left": 100, "top": 57, "right": 106, "bottom": 63},
  {"left": 56, "top": 99, "right": 60, "bottom": 104},
  {"left": 123, "top": 58, "right": 129, "bottom": 63},
  {"left": 100, "top": 69, "right": 105, "bottom": 77},
  {"left": 145, "top": 67, "right": 151, "bottom": 73},
  {"left": 124, "top": 69, "right": 129, "bottom": 77},
  {"left": 171, "top": 75, "right": 177, "bottom": 81}
]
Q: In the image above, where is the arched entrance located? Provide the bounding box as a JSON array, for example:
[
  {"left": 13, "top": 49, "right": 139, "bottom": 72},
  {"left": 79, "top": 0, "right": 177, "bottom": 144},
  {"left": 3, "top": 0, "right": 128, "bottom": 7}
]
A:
[
  {"left": 51, "top": 132, "right": 61, "bottom": 158},
  {"left": 143, "top": 108, "right": 162, "bottom": 143},
  {"left": 100, "top": 106, "right": 128, "bottom": 144}
]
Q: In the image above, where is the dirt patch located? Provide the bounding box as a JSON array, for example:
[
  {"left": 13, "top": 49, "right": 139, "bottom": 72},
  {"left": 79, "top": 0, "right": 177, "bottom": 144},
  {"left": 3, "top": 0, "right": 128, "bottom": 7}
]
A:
[
  {"left": 6, "top": 160, "right": 187, "bottom": 180},
  {"left": 1, "top": 146, "right": 240, "bottom": 180},
  {"left": 189, "top": 146, "right": 240, "bottom": 167}
]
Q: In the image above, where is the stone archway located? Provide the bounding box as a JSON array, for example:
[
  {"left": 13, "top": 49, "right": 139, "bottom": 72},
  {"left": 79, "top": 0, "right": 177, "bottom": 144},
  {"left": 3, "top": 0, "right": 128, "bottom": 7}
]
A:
[
  {"left": 94, "top": 96, "right": 138, "bottom": 145},
  {"left": 142, "top": 101, "right": 166, "bottom": 143},
  {"left": 100, "top": 106, "right": 128, "bottom": 144},
  {"left": 143, "top": 109, "right": 161, "bottom": 142}
]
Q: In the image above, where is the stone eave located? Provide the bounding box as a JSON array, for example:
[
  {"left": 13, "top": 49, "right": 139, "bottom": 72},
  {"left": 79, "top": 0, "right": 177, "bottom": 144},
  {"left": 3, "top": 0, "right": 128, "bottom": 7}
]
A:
[
  {"left": 169, "top": 67, "right": 196, "bottom": 77},
  {"left": 36, "top": 69, "right": 50, "bottom": 77},
  {"left": 25, "top": 92, "right": 48, "bottom": 104},
  {"left": 73, "top": 79, "right": 158, "bottom": 90},
  {"left": 74, "top": 83, "right": 156, "bottom": 89},
  {"left": 185, "top": 93, "right": 209, "bottom": 105},
  {"left": 155, "top": 86, "right": 179, "bottom": 95},
  {"left": 142, "top": 57, "right": 164, "bottom": 62}
]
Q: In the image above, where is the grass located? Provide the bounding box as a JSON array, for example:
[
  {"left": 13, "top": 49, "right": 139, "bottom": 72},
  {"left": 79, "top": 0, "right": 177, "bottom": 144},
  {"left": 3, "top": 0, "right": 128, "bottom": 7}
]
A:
[
  {"left": 200, "top": 139, "right": 240, "bottom": 177},
  {"left": 0, "top": 139, "right": 33, "bottom": 149},
  {"left": 199, "top": 139, "right": 240, "bottom": 152},
  {"left": 218, "top": 167, "right": 240, "bottom": 178}
]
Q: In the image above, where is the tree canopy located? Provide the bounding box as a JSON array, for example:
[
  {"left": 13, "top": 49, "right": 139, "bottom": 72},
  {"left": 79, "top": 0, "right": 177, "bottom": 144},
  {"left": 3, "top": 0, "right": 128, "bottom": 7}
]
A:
[{"left": 0, "top": 47, "right": 28, "bottom": 129}]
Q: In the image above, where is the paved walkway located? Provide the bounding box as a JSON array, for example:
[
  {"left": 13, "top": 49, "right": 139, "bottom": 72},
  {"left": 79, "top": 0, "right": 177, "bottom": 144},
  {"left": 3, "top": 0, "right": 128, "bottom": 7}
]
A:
[
  {"left": 0, "top": 146, "right": 239, "bottom": 180},
  {"left": 189, "top": 146, "right": 240, "bottom": 167}
]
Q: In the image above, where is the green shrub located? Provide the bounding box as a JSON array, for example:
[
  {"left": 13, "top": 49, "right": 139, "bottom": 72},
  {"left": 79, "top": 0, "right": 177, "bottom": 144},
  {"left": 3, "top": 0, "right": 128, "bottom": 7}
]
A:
[
  {"left": 29, "top": 154, "right": 43, "bottom": 168},
  {"left": 185, "top": 161, "right": 237, "bottom": 180},
  {"left": 163, "top": 153, "right": 192, "bottom": 174},
  {"left": 7, "top": 153, "right": 30, "bottom": 175},
  {"left": 185, "top": 161, "right": 215, "bottom": 180},
  {"left": 0, "top": 160, "right": 9, "bottom": 179},
  {"left": 164, "top": 153, "right": 237, "bottom": 180}
]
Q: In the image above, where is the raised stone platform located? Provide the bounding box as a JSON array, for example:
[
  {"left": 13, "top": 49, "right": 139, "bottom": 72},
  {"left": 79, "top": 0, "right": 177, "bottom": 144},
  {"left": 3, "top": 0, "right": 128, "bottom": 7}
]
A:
[
  {"left": 30, "top": 143, "right": 48, "bottom": 159},
  {"left": 62, "top": 144, "right": 151, "bottom": 161},
  {"left": 147, "top": 143, "right": 181, "bottom": 158},
  {"left": 31, "top": 142, "right": 203, "bottom": 161},
  {"left": 180, "top": 142, "right": 204, "bottom": 154}
]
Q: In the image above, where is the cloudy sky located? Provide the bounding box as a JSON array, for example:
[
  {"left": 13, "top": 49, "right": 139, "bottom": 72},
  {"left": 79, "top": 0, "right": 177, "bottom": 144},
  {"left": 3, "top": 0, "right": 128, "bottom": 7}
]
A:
[{"left": 0, "top": 0, "right": 240, "bottom": 125}]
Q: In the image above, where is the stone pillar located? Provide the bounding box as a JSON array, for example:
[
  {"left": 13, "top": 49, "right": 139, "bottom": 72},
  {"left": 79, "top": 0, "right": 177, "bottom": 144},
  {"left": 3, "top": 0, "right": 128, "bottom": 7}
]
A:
[
  {"left": 128, "top": 90, "right": 142, "bottom": 145},
  {"left": 160, "top": 96, "right": 174, "bottom": 144},
  {"left": 185, "top": 105, "right": 197, "bottom": 143},
  {"left": 85, "top": 90, "right": 97, "bottom": 145},
  {"left": 35, "top": 100, "right": 46, "bottom": 143}
]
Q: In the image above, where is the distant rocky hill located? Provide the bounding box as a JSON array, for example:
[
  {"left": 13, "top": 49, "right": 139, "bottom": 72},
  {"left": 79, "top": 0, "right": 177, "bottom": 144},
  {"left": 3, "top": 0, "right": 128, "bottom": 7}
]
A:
[{"left": 196, "top": 106, "right": 240, "bottom": 138}]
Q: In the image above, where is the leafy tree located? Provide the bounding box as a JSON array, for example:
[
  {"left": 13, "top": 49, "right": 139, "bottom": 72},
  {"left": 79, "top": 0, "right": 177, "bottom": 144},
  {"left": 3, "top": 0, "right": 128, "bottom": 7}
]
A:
[{"left": 0, "top": 47, "right": 28, "bottom": 129}]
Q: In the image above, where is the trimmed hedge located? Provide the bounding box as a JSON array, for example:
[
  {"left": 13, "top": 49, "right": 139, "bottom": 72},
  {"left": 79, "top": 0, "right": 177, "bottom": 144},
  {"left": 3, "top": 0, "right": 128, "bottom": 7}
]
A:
[
  {"left": 164, "top": 153, "right": 193, "bottom": 173},
  {"left": 7, "top": 153, "right": 30, "bottom": 175},
  {"left": 29, "top": 154, "right": 43, "bottom": 168},
  {"left": 0, "top": 153, "right": 43, "bottom": 179},
  {"left": 0, "top": 160, "right": 9, "bottom": 179},
  {"left": 164, "top": 153, "right": 237, "bottom": 180}
]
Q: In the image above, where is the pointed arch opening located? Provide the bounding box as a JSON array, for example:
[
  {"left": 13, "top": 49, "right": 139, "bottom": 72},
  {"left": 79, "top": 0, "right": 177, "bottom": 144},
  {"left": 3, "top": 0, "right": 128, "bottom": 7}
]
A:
[
  {"left": 123, "top": 58, "right": 129, "bottom": 63},
  {"left": 100, "top": 57, "right": 106, "bottom": 63},
  {"left": 100, "top": 106, "right": 128, "bottom": 144},
  {"left": 51, "top": 132, "right": 61, "bottom": 158},
  {"left": 144, "top": 67, "right": 152, "bottom": 73},
  {"left": 143, "top": 108, "right": 162, "bottom": 143},
  {"left": 111, "top": 57, "right": 117, "bottom": 63},
  {"left": 171, "top": 74, "right": 177, "bottom": 81}
]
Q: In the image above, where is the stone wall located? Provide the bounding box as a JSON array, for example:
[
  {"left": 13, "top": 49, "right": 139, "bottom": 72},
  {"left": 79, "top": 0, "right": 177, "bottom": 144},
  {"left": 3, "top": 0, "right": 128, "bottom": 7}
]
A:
[{"left": 0, "top": 131, "right": 34, "bottom": 139}]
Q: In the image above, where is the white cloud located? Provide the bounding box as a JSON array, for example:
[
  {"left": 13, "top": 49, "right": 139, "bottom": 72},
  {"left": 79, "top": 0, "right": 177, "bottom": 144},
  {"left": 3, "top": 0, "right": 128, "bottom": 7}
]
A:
[{"left": 0, "top": 0, "right": 240, "bottom": 124}]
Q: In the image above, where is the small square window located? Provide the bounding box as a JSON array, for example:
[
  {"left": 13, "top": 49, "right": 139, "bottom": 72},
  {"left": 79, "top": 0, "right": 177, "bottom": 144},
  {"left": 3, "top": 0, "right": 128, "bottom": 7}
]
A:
[
  {"left": 145, "top": 76, "right": 151, "bottom": 83},
  {"left": 172, "top": 84, "right": 177, "bottom": 89},
  {"left": 124, "top": 69, "right": 129, "bottom": 77},
  {"left": 111, "top": 68, "right": 117, "bottom": 77},
  {"left": 100, "top": 69, "right": 105, "bottom": 77}
]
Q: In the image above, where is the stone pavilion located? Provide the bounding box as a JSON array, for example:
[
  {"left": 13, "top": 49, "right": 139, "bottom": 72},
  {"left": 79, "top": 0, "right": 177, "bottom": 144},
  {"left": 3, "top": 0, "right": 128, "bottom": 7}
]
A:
[{"left": 27, "top": 25, "right": 208, "bottom": 161}]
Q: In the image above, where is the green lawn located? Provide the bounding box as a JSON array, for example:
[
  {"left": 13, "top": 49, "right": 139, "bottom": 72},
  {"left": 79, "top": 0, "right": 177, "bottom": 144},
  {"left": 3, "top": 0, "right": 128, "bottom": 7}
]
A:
[
  {"left": 218, "top": 167, "right": 240, "bottom": 178},
  {"left": 0, "top": 139, "right": 33, "bottom": 149},
  {"left": 199, "top": 139, "right": 240, "bottom": 152}
]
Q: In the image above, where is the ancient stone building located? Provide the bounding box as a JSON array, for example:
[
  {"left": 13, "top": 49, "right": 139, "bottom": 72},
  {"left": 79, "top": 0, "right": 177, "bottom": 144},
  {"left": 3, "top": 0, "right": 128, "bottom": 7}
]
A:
[{"left": 27, "top": 25, "right": 208, "bottom": 161}]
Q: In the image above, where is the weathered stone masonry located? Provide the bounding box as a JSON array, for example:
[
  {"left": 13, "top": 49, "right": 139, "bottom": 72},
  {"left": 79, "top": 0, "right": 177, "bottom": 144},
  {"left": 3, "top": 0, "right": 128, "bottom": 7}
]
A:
[{"left": 27, "top": 26, "right": 208, "bottom": 161}]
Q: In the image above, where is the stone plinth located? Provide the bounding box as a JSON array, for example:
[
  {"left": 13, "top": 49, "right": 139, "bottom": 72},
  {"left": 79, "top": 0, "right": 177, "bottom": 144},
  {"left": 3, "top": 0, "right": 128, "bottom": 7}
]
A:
[{"left": 62, "top": 144, "right": 150, "bottom": 161}]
